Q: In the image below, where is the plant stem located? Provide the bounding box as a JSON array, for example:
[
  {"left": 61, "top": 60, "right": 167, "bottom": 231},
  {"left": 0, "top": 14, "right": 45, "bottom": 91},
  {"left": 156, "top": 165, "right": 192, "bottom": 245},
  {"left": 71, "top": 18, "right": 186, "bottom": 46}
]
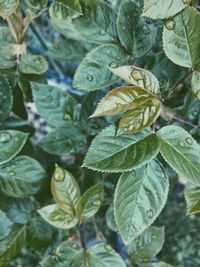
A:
[
  {"left": 169, "top": 68, "right": 193, "bottom": 95},
  {"left": 172, "top": 115, "right": 198, "bottom": 128},
  {"left": 79, "top": 222, "right": 87, "bottom": 250}
]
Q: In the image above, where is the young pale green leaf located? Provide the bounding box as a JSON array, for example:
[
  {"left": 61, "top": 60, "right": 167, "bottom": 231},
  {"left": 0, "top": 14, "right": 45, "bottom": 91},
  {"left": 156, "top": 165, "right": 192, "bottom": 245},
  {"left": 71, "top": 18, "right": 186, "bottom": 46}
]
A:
[
  {"left": 0, "top": 0, "right": 19, "bottom": 18},
  {"left": 83, "top": 126, "right": 160, "bottom": 172},
  {"left": 114, "top": 160, "right": 169, "bottom": 245},
  {"left": 39, "top": 123, "right": 86, "bottom": 156},
  {"left": 73, "top": 0, "right": 118, "bottom": 44},
  {"left": 191, "top": 71, "right": 200, "bottom": 101},
  {"left": 76, "top": 183, "right": 104, "bottom": 221},
  {"left": 18, "top": 54, "right": 48, "bottom": 74},
  {"left": 185, "top": 183, "right": 200, "bottom": 215},
  {"left": 40, "top": 240, "right": 84, "bottom": 267},
  {"left": 0, "top": 156, "right": 48, "bottom": 198},
  {"left": 0, "top": 225, "right": 26, "bottom": 264},
  {"left": 0, "top": 130, "right": 28, "bottom": 165},
  {"left": 109, "top": 66, "right": 160, "bottom": 96},
  {"left": 25, "top": 0, "right": 48, "bottom": 9},
  {"left": 91, "top": 86, "right": 152, "bottom": 118},
  {"left": 142, "top": 0, "right": 188, "bottom": 19},
  {"left": 38, "top": 204, "right": 78, "bottom": 230},
  {"left": 158, "top": 125, "right": 200, "bottom": 186},
  {"left": 0, "top": 75, "right": 13, "bottom": 121},
  {"left": 0, "top": 210, "right": 13, "bottom": 241},
  {"left": 117, "top": 98, "right": 161, "bottom": 135},
  {"left": 51, "top": 165, "right": 81, "bottom": 215},
  {"left": 0, "top": 50, "right": 16, "bottom": 70},
  {"left": 117, "top": 0, "right": 152, "bottom": 56},
  {"left": 32, "top": 82, "right": 77, "bottom": 127},
  {"left": 127, "top": 226, "right": 165, "bottom": 260},
  {"left": 163, "top": 7, "right": 200, "bottom": 71},
  {"left": 86, "top": 243, "right": 126, "bottom": 267},
  {"left": 73, "top": 44, "right": 131, "bottom": 91},
  {"left": 49, "top": 0, "right": 82, "bottom": 22},
  {"left": 140, "top": 262, "right": 172, "bottom": 267}
]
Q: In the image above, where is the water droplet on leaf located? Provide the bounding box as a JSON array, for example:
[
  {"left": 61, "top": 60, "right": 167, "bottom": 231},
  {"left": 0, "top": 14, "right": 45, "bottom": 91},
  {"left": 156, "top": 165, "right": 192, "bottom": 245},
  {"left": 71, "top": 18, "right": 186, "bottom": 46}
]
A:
[
  {"left": 170, "top": 129, "right": 175, "bottom": 133},
  {"left": 0, "top": 131, "right": 11, "bottom": 143},
  {"left": 87, "top": 74, "right": 93, "bottom": 81},
  {"left": 186, "top": 137, "right": 193, "bottom": 145},
  {"left": 99, "top": 29, "right": 106, "bottom": 36},
  {"left": 109, "top": 62, "right": 118, "bottom": 68},
  {"left": 9, "top": 171, "right": 16, "bottom": 176},
  {"left": 179, "top": 141, "right": 184, "bottom": 147},
  {"left": 146, "top": 209, "right": 154, "bottom": 218},
  {"left": 165, "top": 19, "right": 175, "bottom": 30},
  {"left": 94, "top": 200, "right": 101, "bottom": 206}
]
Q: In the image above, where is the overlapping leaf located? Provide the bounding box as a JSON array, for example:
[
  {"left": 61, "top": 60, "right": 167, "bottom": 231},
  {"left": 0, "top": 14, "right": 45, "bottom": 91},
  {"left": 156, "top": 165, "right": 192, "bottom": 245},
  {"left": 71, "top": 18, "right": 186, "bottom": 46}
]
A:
[
  {"left": 83, "top": 126, "right": 160, "bottom": 172},
  {"left": 18, "top": 54, "right": 48, "bottom": 74},
  {"left": 0, "top": 210, "right": 13, "bottom": 241},
  {"left": 0, "top": 130, "right": 28, "bottom": 165},
  {"left": 158, "top": 125, "right": 200, "bottom": 186},
  {"left": 185, "top": 183, "right": 200, "bottom": 214},
  {"left": 73, "top": 44, "right": 131, "bottom": 91},
  {"left": 191, "top": 71, "right": 200, "bottom": 101},
  {"left": 163, "top": 7, "right": 200, "bottom": 71},
  {"left": 114, "top": 160, "right": 169, "bottom": 245},
  {"left": 0, "top": 0, "right": 19, "bottom": 18},
  {"left": 142, "top": 0, "right": 189, "bottom": 19}
]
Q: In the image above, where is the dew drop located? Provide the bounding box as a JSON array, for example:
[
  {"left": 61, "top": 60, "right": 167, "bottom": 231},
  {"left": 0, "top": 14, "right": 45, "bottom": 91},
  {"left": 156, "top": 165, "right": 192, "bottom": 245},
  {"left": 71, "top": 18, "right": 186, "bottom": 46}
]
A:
[
  {"left": 170, "top": 129, "right": 175, "bottom": 134},
  {"left": 72, "top": 243, "right": 77, "bottom": 249},
  {"left": 186, "top": 137, "right": 193, "bottom": 145},
  {"left": 9, "top": 171, "right": 16, "bottom": 176},
  {"left": 99, "top": 29, "right": 106, "bottom": 36},
  {"left": 87, "top": 74, "right": 93, "bottom": 81},
  {"left": 109, "top": 62, "right": 118, "bottom": 68},
  {"left": 105, "top": 244, "right": 112, "bottom": 251},
  {"left": 146, "top": 209, "right": 154, "bottom": 218},
  {"left": 0, "top": 131, "right": 11, "bottom": 143},
  {"left": 164, "top": 19, "right": 176, "bottom": 30},
  {"left": 94, "top": 200, "right": 101, "bottom": 206},
  {"left": 131, "top": 69, "right": 142, "bottom": 80},
  {"left": 54, "top": 167, "right": 65, "bottom": 181},
  {"left": 48, "top": 96, "right": 53, "bottom": 101},
  {"left": 179, "top": 141, "right": 184, "bottom": 147}
]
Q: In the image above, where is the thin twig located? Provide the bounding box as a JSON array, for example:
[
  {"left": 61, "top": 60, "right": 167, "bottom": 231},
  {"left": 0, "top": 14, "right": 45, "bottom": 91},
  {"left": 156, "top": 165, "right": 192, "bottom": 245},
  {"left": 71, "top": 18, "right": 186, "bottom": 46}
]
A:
[
  {"left": 172, "top": 115, "right": 198, "bottom": 128},
  {"left": 169, "top": 68, "right": 193, "bottom": 95},
  {"left": 79, "top": 222, "right": 87, "bottom": 250}
]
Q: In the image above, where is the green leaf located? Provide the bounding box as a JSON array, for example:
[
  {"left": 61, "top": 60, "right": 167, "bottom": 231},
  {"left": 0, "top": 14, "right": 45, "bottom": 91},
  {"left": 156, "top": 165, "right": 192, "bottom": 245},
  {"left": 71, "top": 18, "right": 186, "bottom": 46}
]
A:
[
  {"left": 18, "top": 54, "right": 48, "bottom": 74},
  {"left": 39, "top": 123, "right": 86, "bottom": 156},
  {"left": 0, "top": 225, "right": 26, "bottom": 264},
  {"left": 73, "top": 44, "right": 131, "bottom": 91},
  {"left": 163, "top": 7, "right": 200, "bottom": 71},
  {"left": 0, "top": 27, "right": 14, "bottom": 47},
  {"left": 114, "top": 160, "right": 169, "bottom": 245},
  {"left": 142, "top": 0, "right": 189, "bottom": 19},
  {"left": 91, "top": 86, "right": 153, "bottom": 118},
  {"left": 40, "top": 240, "right": 84, "bottom": 267},
  {"left": 83, "top": 126, "right": 160, "bottom": 172},
  {"left": 38, "top": 204, "right": 78, "bottom": 229},
  {"left": 117, "top": 0, "right": 152, "bottom": 56},
  {"left": 158, "top": 125, "right": 200, "bottom": 186},
  {"left": 109, "top": 66, "right": 160, "bottom": 96},
  {"left": 51, "top": 165, "right": 81, "bottom": 215},
  {"left": 0, "top": 130, "right": 28, "bottom": 165},
  {"left": 191, "top": 71, "right": 200, "bottom": 101},
  {"left": 0, "top": 50, "right": 16, "bottom": 70},
  {"left": 86, "top": 243, "right": 126, "bottom": 267},
  {"left": 49, "top": 0, "right": 82, "bottom": 22},
  {"left": 76, "top": 183, "right": 104, "bottom": 221},
  {"left": 0, "top": 75, "right": 13, "bottom": 121},
  {"left": 25, "top": 0, "right": 48, "bottom": 9},
  {"left": 140, "top": 262, "right": 172, "bottom": 267},
  {"left": 73, "top": 0, "right": 118, "bottom": 44},
  {"left": 32, "top": 82, "right": 77, "bottom": 127},
  {"left": 0, "top": 0, "right": 19, "bottom": 18},
  {"left": 117, "top": 98, "right": 161, "bottom": 135},
  {"left": 185, "top": 183, "right": 200, "bottom": 214},
  {"left": 127, "top": 226, "right": 165, "bottom": 260},
  {"left": 0, "top": 210, "right": 13, "bottom": 241},
  {"left": 0, "top": 156, "right": 47, "bottom": 198},
  {"left": 106, "top": 205, "right": 118, "bottom": 232}
]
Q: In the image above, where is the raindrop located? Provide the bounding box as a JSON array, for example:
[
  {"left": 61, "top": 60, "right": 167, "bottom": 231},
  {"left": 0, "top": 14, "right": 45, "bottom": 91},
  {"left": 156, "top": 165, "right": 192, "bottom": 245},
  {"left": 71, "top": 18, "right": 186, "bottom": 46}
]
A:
[
  {"left": 179, "top": 141, "right": 184, "bottom": 147},
  {"left": 72, "top": 243, "right": 77, "bottom": 249},
  {"left": 186, "top": 137, "right": 193, "bottom": 145},
  {"left": 0, "top": 131, "right": 11, "bottom": 143},
  {"left": 146, "top": 209, "right": 154, "bottom": 218},
  {"left": 54, "top": 167, "right": 65, "bottom": 181},
  {"left": 109, "top": 62, "right": 118, "bottom": 68},
  {"left": 99, "top": 29, "right": 106, "bottom": 36},
  {"left": 116, "top": 56, "right": 121, "bottom": 60},
  {"left": 164, "top": 19, "right": 176, "bottom": 30},
  {"left": 9, "top": 171, "right": 16, "bottom": 176},
  {"left": 87, "top": 74, "right": 93, "bottom": 81},
  {"left": 105, "top": 245, "right": 112, "bottom": 251},
  {"left": 131, "top": 69, "right": 142, "bottom": 80},
  {"left": 170, "top": 129, "right": 175, "bottom": 134},
  {"left": 48, "top": 96, "right": 53, "bottom": 101},
  {"left": 94, "top": 200, "right": 101, "bottom": 206}
]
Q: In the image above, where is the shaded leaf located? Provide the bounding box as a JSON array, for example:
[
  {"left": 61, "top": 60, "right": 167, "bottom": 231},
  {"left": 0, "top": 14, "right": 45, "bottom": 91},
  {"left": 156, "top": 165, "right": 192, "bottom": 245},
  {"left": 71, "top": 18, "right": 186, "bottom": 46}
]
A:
[
  {"left": 0, "top": 210, "right": 13, "bottom": 241},
  {"left": 158, "top": 125, "right": 200, "bottom": 186},
  {"left": 0, "top": 0, "right": 19, "bottom": 18},
  {"left": 18, "top": 54, "right": 48, "bottom": 74},
  {"left": 32, "top": 82, "right": 77, "bottom": 127},
  {"left": 0, "top": 130, "right": 28, "bottom": 165},
  {"left": 38, "top": 204, "right": 78, "bottom": 229},
  {"left": 0, "top": 156, "right": 47, "bottom": 198},
  {"left": 142, "top": 0, "right": 188, "bottom": 19},
  {"left": 73, "top": 44, "right": 131, "bottom": 91},
  {"left": 191, "top": 71, "right": 200, "bottom": 100},
  {"left": 127, "top": 226, "right": 165, "bottom": 260},
  {"left": 114, "top": 160, "right": 169, "bottom": 245},
  {"left": 0, "top": 50, "right": 16, "bottom": 70},
  {"left": 39, "top": 123, "right": 86, "bottom": 156},
  {"left": 163, "top": 7, "right": 200, "bottom": 71},
  {"left": 0, "top": 75, "right": 13, "bottom": 121},
  {"left": 83, "top": 126, "right": 160, "bottom": 172},
  {"left": 25, "top": 0, "right": 48, "bottom": 9},
  {"left": 140, "top": 262, "right": 172, "bottom": 267},
  {"left": 185, "top": 183, "right": 200, "bottom": 214},
  {"left": 51, "top": 165, "right": 81, "bottom": 215},
  {"left": 106, "top": 205, "right": 117, "bottom": 232},
  {"left": 76, "top": 183, "right": 104, "bottom": 221},
  {"left": 109, "top": 66, "right": 160, "bottom": 96}
]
